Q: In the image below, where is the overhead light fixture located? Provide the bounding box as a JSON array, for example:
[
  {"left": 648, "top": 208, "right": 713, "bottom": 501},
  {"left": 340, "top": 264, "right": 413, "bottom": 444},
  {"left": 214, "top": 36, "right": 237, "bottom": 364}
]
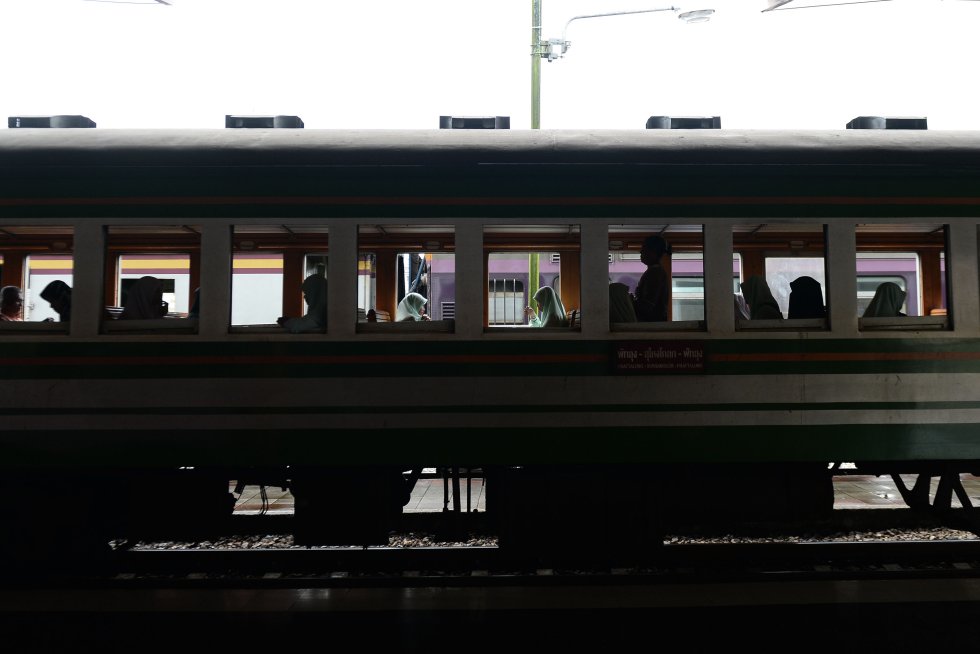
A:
[{"left": 679, "top": 9, "right": 714, "bottom": 22}]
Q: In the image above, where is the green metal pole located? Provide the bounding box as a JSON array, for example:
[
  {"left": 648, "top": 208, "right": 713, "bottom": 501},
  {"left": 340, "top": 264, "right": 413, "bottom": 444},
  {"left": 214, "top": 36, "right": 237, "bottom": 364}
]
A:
[
  {"left": 531, "top": 0, "right": 541, "bottom": 130},
  {"left": 529, "top": 0, "right": 542, "bottom": 315}
]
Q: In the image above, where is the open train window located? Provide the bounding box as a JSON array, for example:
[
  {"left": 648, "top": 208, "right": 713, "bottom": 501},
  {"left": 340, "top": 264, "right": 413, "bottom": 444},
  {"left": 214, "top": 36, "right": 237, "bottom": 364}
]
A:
[
  {"left": 485, "top": 224, "right": 580, "bottom": 331},
  {"left": 735, "top": 223, "right": 828, "bottom": 331},
  {"left": 102, "top": 226, "right": 199, "bottom": 334},
  {"left": 857, "top": 224, "right": 947, "bottom": 331},
  {"left": 0, "top": 225, "right": 74, "bottom": 332},
  {"left": 608, "top": 224, "right": 705, "bottom": 331},
  {"left": 357, "top": 225, "right": 454, "bottom": 333},
  {"left": 230, "top": 225, "right": 327, "bottom": 334}
]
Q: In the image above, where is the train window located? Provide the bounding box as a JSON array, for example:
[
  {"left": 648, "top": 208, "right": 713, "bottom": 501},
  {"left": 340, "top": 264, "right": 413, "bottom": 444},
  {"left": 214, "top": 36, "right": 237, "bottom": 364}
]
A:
[
  {"left": 857, "top": 224, "right": 947, "bottom": 330},
  {"left": 358, "top": 225, "right": 454, "bottom": 332},
  {"left": 735, "top": 223, "right": 828, "bottom": 330},
  {"left": 103, "top": 226, "right": 199, "bottom": 334},
  {"left": 231, "top": 252, "right": 284, "bottom": 326},
  {"left": 486, "top": 225, "right": 580, "bottom": 330},
  {"left": 231, "top": 225, "right": 327, "bottom": 334},
  {"left": 0, "top": 226, "right": 74, "bottom": 332},
  {"left": 608, "top": 224, "right": 704, "bottom": 330}
]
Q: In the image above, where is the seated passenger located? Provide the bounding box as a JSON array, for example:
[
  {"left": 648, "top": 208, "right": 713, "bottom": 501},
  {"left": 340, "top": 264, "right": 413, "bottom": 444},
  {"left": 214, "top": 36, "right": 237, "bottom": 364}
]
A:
[
  {"left": 609, "top": 282, "right": 637, "bottom": 322},
  {"left": 395, "top": 292, "right": 431, "bottom": 322},
  {"left": 120, "top": 276, "right": 168, "bottom": 320},
  {"left": 0, "top": 286, "right": 24, "bottom": 321},
  {"left": 277, "top": 274, "right": 327, "bottom": 333},
  {"left": 40, "top": 280, "right": 72, "bottom": 322},
  {"left": 366, "top": 309, "right": 378, "bottom": 322},
  {"left": 634, "top": 235, "right": 671, "bottom": 322},
  {"left": 734, "top": 294, "right": 751, "bottom": 320},
  {"left": 525, "top": 286, "right": 568, "bottom": 327},
  {"left": 788, "top": 276, "right": 826, "bottom": 319},
  {"left": 863, "top": 281, "right": 907, "bottom": 318},
  {"left": 188, "top": 287, "right": 200, "bottom": 319},
  {"left": 740, "top": 275, "right": 782, "bottom": 320}
]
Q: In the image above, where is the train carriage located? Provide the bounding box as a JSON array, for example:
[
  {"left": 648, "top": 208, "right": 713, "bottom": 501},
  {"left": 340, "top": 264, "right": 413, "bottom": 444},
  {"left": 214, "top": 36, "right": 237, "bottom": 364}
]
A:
[{"left": 2, "top": 127, "right": 980, "bottom": 560}]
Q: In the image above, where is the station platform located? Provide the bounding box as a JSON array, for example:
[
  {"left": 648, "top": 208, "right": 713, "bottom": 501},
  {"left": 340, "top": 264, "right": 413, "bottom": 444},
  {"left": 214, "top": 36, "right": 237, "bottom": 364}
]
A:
[{"left": 231, "top": 472, "right": 980, "bottom": 515}]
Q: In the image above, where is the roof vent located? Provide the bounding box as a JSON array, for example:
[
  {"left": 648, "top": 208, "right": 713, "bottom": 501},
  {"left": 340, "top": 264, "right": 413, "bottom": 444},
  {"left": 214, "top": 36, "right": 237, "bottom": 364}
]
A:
[
  {"left": 439, "top": 116, "right": 510, "bottom": 129},
  {"left": 846, "top": 116, "right": 927, "bottom": 130},
  {"left": 225, "top": 115, "right": 305, "bottom": 129},
  {"left": 8, "top": 115, "right": 96, "bottom": 128},
  {"left": 646, "top": 116, "right": 720, "bottom": 130}
]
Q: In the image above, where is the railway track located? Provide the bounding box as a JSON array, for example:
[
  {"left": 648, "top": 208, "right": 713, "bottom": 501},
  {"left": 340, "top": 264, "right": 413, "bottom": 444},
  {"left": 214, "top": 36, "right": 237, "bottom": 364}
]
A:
[{"left": 9, "top": 539, "right": 979, "bottom": 588}]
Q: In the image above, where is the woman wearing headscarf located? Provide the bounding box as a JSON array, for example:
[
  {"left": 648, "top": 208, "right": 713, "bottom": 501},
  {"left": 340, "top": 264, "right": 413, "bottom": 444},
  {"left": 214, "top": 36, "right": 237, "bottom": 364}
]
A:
[
  {"left": 788, "top": 276, "right": 826, "bottom": 319},
  {"left": 740, "top": 275, "right": 783, "bottom": 320},
  {"left": 863, "top": 281, "right": 907, "bottom": 317},
  {"left": 40, "top": 280, "right": 72, "bottom": 322},
  {"left": 396, "top": 292, "right": 431, "bottom": 321},
  {"left": 609, "top": 282, "right": 637, "bottom": 322},
  {"left": 277, "top": 274, "right": 328, "bottom": 333},
  {"left": 525, "top": 286, "right": 568, "bottom": 328},
  {"left": 120, "top": 276, "right": 168, "bottom": 320}
]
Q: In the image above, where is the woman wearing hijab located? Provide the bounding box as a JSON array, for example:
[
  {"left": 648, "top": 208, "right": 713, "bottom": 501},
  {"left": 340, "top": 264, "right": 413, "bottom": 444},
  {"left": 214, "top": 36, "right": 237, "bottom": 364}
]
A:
[
  {"left": 278, "top": 274, "right": 328, "bottom": 333},
  {"left": 120, "top": 276, "right": 168, "bottom": 320},
  {"left": 863, "top": 281, "right": 907, "bottom": 317},
  {"left": 609, "top": 282, "right": 638, "bottom": 322},
  {"left": 40, "top": 280, "right": 72, "bottom": 322},
  {"left": 740, "top": 275, "right": 783, "bottom": 320},
  {"left": 395, "top": 292, "right": 430, "bottom": 322},
  {"left": 525, "top": 286, "right": 568, "bottom": 328},
  {"left": 788, "top": 276, "right": 826, "bottom": 319}
]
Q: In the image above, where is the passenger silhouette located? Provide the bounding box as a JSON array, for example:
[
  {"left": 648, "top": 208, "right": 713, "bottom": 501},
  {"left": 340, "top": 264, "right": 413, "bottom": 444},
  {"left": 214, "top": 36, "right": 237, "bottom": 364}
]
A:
[
  {"left": 278, "top": 274, "right": 328, "bottom": 333},
  {"left": 525, "top": 286, "right": 568, "bottom": 327},
  {"left": 863, "top": 281, "right": 907, "bottom": 317},
  {"left": 396, "top": 292, "right": 430, "bottom": 321},
  {"left": 0, "top": 286, "right": 24, "bottom": 321},
  {"left": 634, "top": 235, "right": 671, "bottom": 321},
  {"left": 734, "top": 294, "right": 751, "bottom": 321},
  {"left": 188, "top": 287, "right": 200, "bottom": 319},
  {"left": 741, "top": 275, "right": 782, "bottom": 320},
  {"left": 788, "top": 276, "right": 826, "bottom": 319},
  {"left": 609, "top": 282, "right": 637, "bottom": 322},
  {"left": 120, "top": 276, "right": 168, "bottom": 320},
  {"left": 40, "top": 280, "right": 72, "bottom": 322}
]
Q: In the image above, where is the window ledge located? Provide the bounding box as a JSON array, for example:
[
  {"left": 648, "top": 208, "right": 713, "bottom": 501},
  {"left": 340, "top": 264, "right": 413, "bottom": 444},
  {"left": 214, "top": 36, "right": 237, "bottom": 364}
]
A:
[
  {"left": 358, "top": 320, "right": 454, "bottom": 334},
  {"left": 0, "top": 321, "right": 69, "bottom": 334},
  {"left": 859, "top": 316, "right": 948, "bottom": 331},
  {"left": 612, "top": 320, "right": 705, "bottom": 332},
  {"left": 103, "top": 318, "right": 198, "bottom": 334},
  {"left": 737, "top": 318, "right": 827, "bottom": 331}
]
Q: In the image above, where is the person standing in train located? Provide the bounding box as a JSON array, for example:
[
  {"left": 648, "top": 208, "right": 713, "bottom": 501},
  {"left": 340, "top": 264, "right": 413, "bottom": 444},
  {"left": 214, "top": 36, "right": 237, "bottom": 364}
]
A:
[
  {"left": 0, "top": 286, "right": 24, "bottom": 321},
  {"left": 40, "top": 280, "right": 72, "bottom": 322},
  {"left": 634, "top": 235, "right": 671, "bottom": 322},
  {"left": 277, "top": 274, "right": 328, "bottom": 332}
]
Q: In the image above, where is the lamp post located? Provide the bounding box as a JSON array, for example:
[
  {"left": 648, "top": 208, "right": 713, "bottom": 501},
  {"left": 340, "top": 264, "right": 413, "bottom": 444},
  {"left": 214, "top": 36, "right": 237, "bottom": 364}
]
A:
[{"left": 530, "top": 3, "right": 714, "bottom": 128}]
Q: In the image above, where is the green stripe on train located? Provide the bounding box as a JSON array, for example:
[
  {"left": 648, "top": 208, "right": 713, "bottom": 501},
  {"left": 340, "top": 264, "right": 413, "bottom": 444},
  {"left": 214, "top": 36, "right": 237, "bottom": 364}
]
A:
[
  {"left": 3, "top": 338, "right": 980, "bottom": 378},
  {"left": 2, "top": 424, "right": 979, "bottom": 466}
]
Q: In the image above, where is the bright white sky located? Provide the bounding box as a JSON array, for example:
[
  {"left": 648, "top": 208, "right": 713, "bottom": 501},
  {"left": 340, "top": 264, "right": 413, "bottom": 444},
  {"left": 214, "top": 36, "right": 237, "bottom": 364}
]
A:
[{"left": 4, "top": 0, "right": 979, "bottom": 130}]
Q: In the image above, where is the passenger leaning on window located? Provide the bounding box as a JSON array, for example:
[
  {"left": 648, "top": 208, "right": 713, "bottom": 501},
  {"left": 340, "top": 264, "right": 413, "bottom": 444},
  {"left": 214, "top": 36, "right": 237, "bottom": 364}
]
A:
[
  {"left": 634, "top": 235, "right": 671, "bottom": 321},
  {"left": 277, "top": 274, "right": 328, "bottom": 333},
  {"left": 525, "top": 286, "right": 568, "bottom": 327}
]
